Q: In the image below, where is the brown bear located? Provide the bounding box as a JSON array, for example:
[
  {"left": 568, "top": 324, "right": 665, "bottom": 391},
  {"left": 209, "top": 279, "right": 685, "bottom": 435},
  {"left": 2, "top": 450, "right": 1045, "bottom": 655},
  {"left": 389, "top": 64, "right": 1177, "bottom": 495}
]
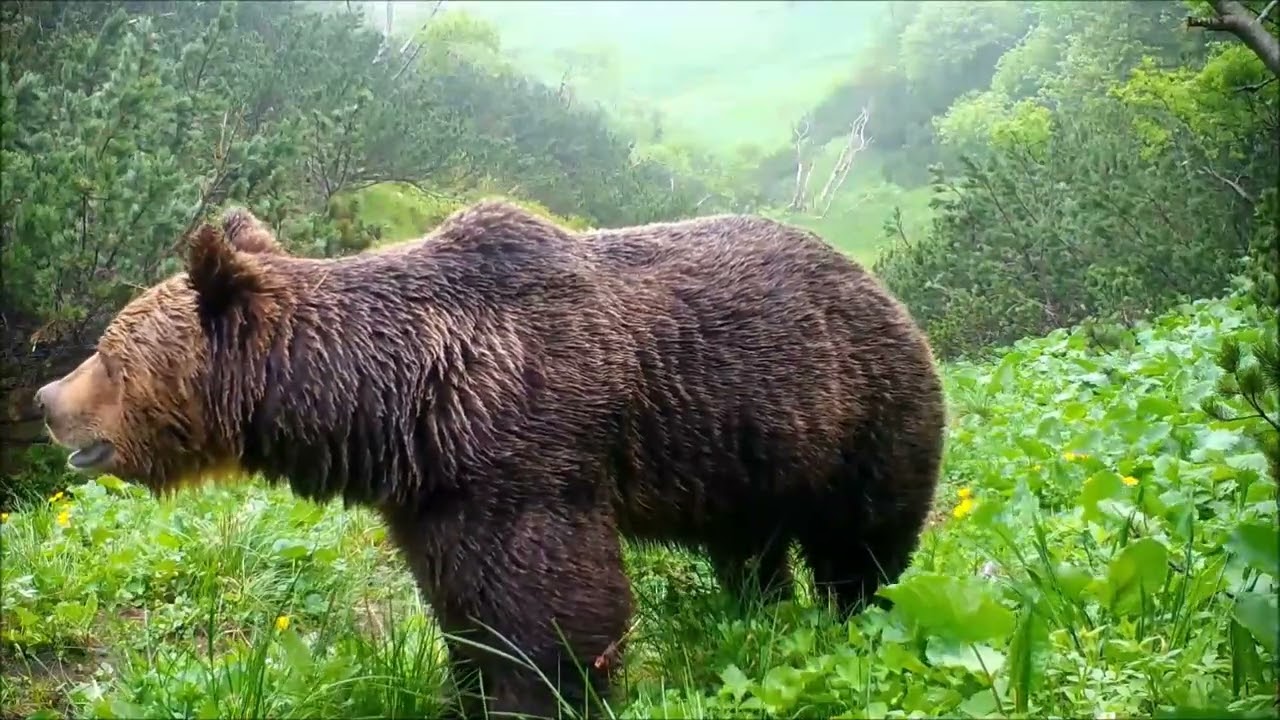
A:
[{"left": 34, "top": 200, "right": 946, "bottom": 719}]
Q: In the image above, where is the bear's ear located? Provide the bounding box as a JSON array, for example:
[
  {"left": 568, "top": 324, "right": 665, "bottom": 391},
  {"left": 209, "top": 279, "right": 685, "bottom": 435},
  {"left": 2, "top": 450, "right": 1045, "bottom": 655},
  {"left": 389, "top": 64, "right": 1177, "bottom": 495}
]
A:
[
  {"left": 186, "top": 222, "right": 268, "bottom": 318},
  {"left": 220, "top": 207, "right": 286, "bottom": 255}
]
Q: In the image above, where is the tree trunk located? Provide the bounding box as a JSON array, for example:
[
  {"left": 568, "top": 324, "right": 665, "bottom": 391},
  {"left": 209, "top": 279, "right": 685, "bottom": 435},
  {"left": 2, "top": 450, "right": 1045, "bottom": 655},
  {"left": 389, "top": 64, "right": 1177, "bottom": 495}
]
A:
[
  {"left": 790, "top": 161, "right": 813, "bottom": 212},
  {"left": 1188, "top": 0, "right": 1280, "bottom": 77},
  {"left": 814, "top": 107, "right": 872, "bottom": 218}
]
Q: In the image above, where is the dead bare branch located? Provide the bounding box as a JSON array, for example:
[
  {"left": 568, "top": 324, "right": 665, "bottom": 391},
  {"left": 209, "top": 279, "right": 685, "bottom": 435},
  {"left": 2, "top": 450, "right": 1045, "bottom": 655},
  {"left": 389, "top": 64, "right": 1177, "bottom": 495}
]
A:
[
  {"left": 788, "top": 118, "right": 813, "bottom": 212},
  {"left": 1187, "top": 0, "right": 1280, "bottom": 76},
  {"left": 398, "top": 1, "right": 446, "bottom": 54},
  {"left": 1200, "top": 165, "right": 1258, "bottom": 204},
  {"left": 1257, "top": 0, "right": 1278, "bottom": 24},
  {"left": 815, "top": 106, "right": 873, "bottom": 218},
  {"left": 391, "top": 0, "right": 446, "bottom": 79}
]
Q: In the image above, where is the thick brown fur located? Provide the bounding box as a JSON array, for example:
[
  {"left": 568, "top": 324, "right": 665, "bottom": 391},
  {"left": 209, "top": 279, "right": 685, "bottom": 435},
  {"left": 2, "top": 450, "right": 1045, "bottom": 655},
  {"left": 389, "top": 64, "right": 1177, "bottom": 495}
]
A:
[{"left": 35, "top": 200, "right": 946, "bottom": 719}]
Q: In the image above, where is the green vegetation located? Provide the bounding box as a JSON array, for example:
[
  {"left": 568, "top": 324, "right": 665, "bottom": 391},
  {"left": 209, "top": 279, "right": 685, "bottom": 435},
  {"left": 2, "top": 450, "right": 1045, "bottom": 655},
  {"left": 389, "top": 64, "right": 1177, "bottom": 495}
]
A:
[
  {"left": 0, "top": 0, "right": 707, "bottom": 351},
  {"left": 871, "top": 1, "right": 1278, "bottom": 359},
  {"left": 3, "top": 0, "right": 1278, "bottom": 717},
  {"left": 379, "top": 0, "right": 934, "bottom": 262},
  {"left": 3, "top": 293, "right": 1275, "bottom": 718},
  {"left": 349, "top": 183, "right": 592, "bottom": 248}
]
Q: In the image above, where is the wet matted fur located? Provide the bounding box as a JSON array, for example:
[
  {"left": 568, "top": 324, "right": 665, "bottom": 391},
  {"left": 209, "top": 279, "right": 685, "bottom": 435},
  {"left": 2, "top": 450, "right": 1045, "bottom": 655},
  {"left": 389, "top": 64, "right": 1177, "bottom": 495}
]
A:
[{"left": 35, "top": 200, "right": 947, "bottom": 718}]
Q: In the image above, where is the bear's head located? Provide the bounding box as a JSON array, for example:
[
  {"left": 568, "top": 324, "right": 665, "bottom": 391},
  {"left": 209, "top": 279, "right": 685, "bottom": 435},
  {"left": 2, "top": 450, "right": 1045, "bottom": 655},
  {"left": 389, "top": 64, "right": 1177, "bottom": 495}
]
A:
[{"left": 34, "top": 207, "right": 286, "bottom": 492}]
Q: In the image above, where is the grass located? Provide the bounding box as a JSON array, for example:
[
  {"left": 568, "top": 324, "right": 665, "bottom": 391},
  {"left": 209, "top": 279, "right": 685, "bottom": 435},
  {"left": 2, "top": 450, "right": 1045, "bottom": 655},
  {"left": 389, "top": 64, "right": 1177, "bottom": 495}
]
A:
[
  {"left": 2, "top": 294, "right": 1276, "bottom": 719},
  {"left": 348, "top": 183, "right": 466, "bottom": 245},
  {"left": 776, "top": 184, "right": 933, "bottom": 268},
  {"left": 346, "top": 182, "right": 594, "bottom": 250},
  {"left": 347, "top": 176, "right": 915, "bottom": 273},
  {"left": 346, "top": 178, "right": 909, "bottom": 268},
  {"left": 763, "top": 142, "right": 936, "bottom": 267},
  {"left": 341, "top": 2, "right": 918, "bottom": 267}
]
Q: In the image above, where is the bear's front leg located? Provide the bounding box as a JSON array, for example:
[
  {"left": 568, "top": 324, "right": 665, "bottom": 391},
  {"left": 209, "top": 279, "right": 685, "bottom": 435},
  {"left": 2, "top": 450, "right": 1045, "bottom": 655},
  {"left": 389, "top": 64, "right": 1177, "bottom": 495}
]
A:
[{"left": 385, "top": 502, "right": 633, "bottom": 719}]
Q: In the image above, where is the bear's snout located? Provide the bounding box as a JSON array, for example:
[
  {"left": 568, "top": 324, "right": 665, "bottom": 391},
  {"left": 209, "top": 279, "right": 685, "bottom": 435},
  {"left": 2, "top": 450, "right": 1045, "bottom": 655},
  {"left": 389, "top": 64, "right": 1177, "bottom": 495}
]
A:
[
  {"left": 34, "top": 379, "right": 75, "bottom": 442},
  {"left": 34, "top": 381, "right": 58, "bottom": 419}
]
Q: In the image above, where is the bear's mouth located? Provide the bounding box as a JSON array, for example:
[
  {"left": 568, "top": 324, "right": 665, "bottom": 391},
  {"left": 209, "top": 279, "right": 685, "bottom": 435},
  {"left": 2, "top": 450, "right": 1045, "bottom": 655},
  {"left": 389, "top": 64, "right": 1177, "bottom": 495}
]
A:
[{"left": 67, "top": 440, "right": 115, "bottom": 471}]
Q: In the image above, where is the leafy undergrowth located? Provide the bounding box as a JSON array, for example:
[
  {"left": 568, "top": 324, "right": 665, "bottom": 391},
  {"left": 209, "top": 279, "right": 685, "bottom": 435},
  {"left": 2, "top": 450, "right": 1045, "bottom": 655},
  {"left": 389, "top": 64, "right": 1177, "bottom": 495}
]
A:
[{"left": 2, "top": 294, "right": 1276, "bottom": 719}]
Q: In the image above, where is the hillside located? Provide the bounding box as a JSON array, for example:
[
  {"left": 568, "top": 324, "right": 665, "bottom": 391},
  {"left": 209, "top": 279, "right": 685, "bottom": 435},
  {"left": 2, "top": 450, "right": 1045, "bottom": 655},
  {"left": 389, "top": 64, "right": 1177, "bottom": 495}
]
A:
[
  {"left": 368, "top": 0, "right": 917, "bottom": 263},
  {"left": 402, "top": 0, "right": 889, "bottom": 154}
]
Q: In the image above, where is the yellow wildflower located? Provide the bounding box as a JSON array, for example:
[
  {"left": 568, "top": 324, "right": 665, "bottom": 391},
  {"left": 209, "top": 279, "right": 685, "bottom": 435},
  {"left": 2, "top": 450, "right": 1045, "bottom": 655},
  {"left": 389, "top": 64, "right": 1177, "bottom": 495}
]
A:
[
  {"left": 55, "top": 508, "right": 71, "bottom": 528},
  {"left": 1122, "top": 475, "right": 1138, "bottom": 486},
  {"left": 958, "top": 487, "right": 973, "bottom": 500},
  {"left": 1062, "top": 452, "right": 1089, "bottom": 462},
  {"left": 953, "top": 492, "right": 976, "bottom": 519},
  {"left": 0, "top": 512, "right": 9, "bottom": 523},
  {"left": 48, "top": 491, "right": 64, "bottom": 504},
  {"left": 275, "top": 615, "right": 291, "bottom": 632}
]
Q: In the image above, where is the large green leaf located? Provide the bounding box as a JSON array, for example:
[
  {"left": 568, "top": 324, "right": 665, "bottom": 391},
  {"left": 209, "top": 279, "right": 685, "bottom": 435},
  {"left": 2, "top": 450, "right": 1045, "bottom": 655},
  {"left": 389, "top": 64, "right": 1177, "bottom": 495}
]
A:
[
  {"left": 1226, "top": 521, "right": 1279, "bottom": 578},
  {"left": 1104, "top": 538, "right": 1170, "bottom": 616},
  {"left": 879, "top": 572, "right": 1016, "bottom": 644}
]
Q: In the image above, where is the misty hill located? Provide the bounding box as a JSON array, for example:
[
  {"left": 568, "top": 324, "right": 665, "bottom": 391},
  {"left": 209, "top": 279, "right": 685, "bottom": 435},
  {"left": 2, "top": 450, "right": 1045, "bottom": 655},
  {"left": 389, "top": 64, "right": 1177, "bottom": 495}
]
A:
[{"left": 379, "top": 0, "right": 891, "bottom": 155}]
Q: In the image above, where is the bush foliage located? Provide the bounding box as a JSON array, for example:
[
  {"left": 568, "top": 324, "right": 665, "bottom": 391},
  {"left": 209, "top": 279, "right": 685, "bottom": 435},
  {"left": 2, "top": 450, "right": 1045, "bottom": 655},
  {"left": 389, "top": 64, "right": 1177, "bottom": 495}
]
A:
[
  {"left": 867, "top": 0, "right": 1278, "bottom": 359},
  {"left": 0, "top": 0, "right": 707, "bottom": 351}
]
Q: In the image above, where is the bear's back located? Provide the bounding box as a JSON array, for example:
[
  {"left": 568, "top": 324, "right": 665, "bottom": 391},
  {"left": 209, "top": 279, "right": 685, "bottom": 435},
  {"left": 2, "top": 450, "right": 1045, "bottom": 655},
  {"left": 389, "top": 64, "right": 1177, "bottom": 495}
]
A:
[
  {"left": 576, "top": 214, "right": 939, "bottom": 538},
  {"left": 584, "top": 213, "right": 850, "bottom": 282}
]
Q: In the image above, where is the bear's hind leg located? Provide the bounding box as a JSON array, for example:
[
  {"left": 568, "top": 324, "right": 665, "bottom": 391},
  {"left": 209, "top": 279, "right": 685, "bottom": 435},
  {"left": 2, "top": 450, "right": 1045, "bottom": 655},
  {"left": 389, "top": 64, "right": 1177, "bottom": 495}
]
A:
[
  {"left": 707, "top": 524, "right": 795, "bottom": 607},
  {"left": 798, "top": 479, "right": 931, "bottom": 614},
  {"left": 799, "top": 440, "right": 938, "bottom": 618},
  {"left": 798, "top": 521, "right": 917, "bottom": 618}
]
